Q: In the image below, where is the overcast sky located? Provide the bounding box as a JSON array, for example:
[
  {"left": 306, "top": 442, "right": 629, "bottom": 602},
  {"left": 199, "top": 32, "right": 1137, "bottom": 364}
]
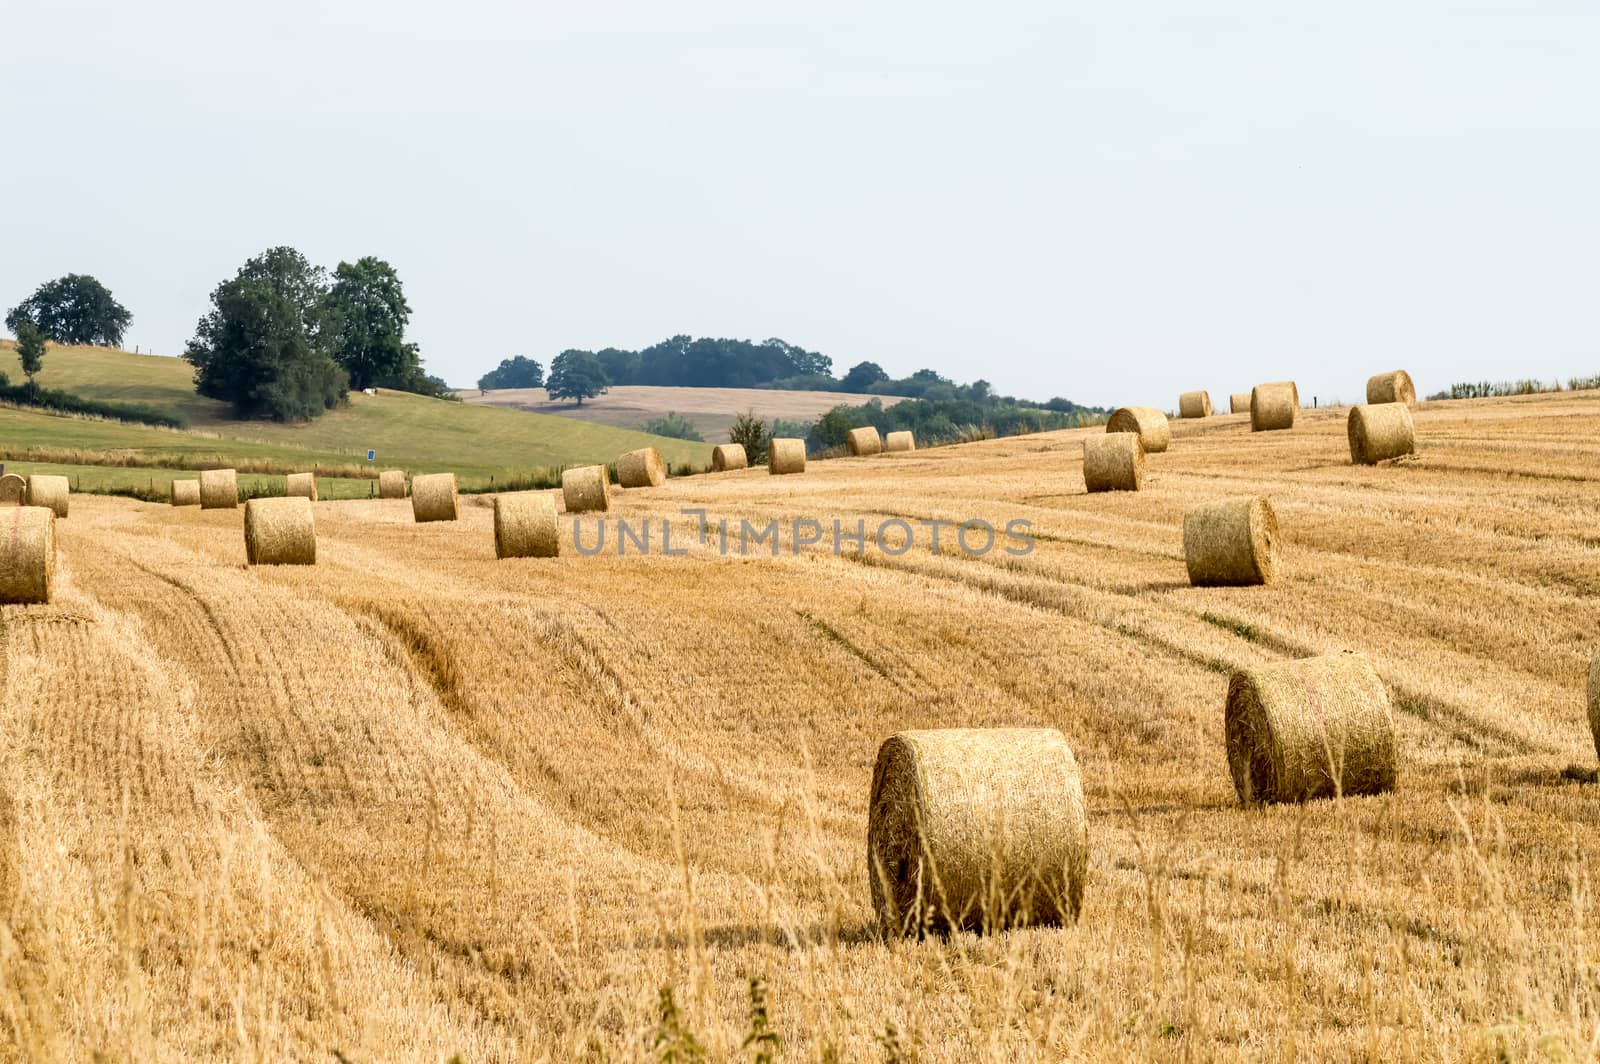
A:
[{"left": 2, "top": 1, "right": 1595, "bottom": 407}]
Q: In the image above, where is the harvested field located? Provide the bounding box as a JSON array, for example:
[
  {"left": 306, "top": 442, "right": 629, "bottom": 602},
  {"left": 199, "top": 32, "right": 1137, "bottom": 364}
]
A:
[{"left": 5, "top": 391, "right": 1600, "bottom": 1059}]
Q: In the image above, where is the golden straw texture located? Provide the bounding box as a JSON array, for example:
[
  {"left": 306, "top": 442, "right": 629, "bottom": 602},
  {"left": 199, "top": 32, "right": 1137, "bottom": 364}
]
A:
[
  {"left": 244, "top": 497, "right": 316, "bottom": 566},
  {"left": 286, "top": 472, "right": 318, "bottom": 501},
  {"left": 1250, "top": 382, "right": 1297, "bottom": 432},
  {"left": 846, "top": 427, "right": 883, "bottom": 456},
  {"left": 1105, "top": 407, "right": 1171, "bottom": 454},
  {"left": 711, "top": 444, "right": 747, "bottom": 471},
  {"left": 378, "top": 470, "right": 408, "bottom": 499},
  {"left": 617, "top": 448, "right": 667, "bottom": 488},
  {"left": 885, "top": 431, "right": 916, "bottom": 453},
  {"left": 1348, "top": 403, "right": 1416, "bottom": 464},
  {"left": 1183, "top": 496, "right": 1280, "bottom": 586},
  {"left": 1225, "top": 653, "right": 1396, "bottom": 804},
  {"left": 0, "top": 474, "right": 26, "bottom": 506},
  {"left": 199, "top": 468, "right": 238, "bottom": 509},
  {"left": 169, "top": 479, "right": 200, "bottom": 506},
  {"left": 1178, "top": 391, "right": 1213, "bottom": 418},
  {"left": 1082, "top": 433, "right": 1145, "bottom": 493},
  {"left": 868, "top": 728, "right": 1088, "bottom": 935},
  {"left": 1230, "top": 393, "right": 1251, "bottom": 414},
  {"left": 26, "top": 475, "right": 69, "bottom": 518},
  {"left": 410, "top": 473, "right": 459, "bottom": 523},
  {"left": 562, "top": 466, "right": 609, "bottom": 513},
  {"left": 494, "top": 492, "right": 560, "bottom": 559},
  {"left": 0, "top": 505, "right": 54, "bottom": 604},
  {"left": 1366, "top": 370, "right": 1417, "bottom": 407},
  {"left": 768, "top": 438, "right": 806, "bottom": 475}
]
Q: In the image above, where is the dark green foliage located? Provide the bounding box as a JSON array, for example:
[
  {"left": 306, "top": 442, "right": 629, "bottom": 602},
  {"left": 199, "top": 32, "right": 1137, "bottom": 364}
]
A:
[
  {"left": 641, "top": 411, "right": 703, "bottom": 441},
  {"left": 840, "top": 360, "right": 889, "bottom": 392},
  {"left": 5, "top": 274, "right": 132, "bottom": 347},
  {"left": 478, "top": 355, "right": 544, "bottom": 390},
  {"left": 797, "top": 394, "right": 1106, "bottom": 454},
  {"left": 652, "top": 986, "right": 705, "bottom": 1062},
  {"left": 741, "top": 978, "right": 780, "bottom": 1063},
  {"left": 15, "top": 322, "right": 46, "bottom": 387},
  {"left": 0, "top": 383, "right": 185, "bottom": 427},
  {"left": 727, "top": 409, "right": 768, "bottom": 464},
  {"left": 569, "top": 335, "right": 831, "bottom": 389},
  {"left": 325, "top": 257, "right": 425, "bottom": 392},
  {"left": 546, "top": 349, "right": 609, "bottom": 406}
]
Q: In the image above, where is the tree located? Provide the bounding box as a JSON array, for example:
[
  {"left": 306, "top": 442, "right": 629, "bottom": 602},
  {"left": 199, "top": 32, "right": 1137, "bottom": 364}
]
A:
[
  {"left": 6, "top": 274, "right": 132, "bottom": 347},
  {"left": 15, "top": 322, "right": 46, "bottom": 390},
  {"left": 841, "top": 360, "right": 889, "bottom": 392},
  {"left": 477, "top": 355, "right": 544, "bottom": 390},
  {"left": 727, "top": 409, "right": 768, "bottom": 464},
  {"left": 184, "top": 247, "right": 347, "bottom": 421},
  {"left": 324, "top": 257, "right": 421, "bottom": 391},
  {"left": 546, "top": 349, "right": 609, "bottom": 406}
]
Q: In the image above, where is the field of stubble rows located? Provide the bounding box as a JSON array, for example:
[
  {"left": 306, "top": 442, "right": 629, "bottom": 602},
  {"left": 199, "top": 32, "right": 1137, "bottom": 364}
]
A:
[{"left": 4, "top": 392, "right": 1600, "bottom": 1061}]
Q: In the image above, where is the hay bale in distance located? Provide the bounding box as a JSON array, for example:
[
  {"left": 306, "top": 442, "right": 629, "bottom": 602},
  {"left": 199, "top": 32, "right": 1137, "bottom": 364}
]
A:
[
  {"left": 711, "top": 444, "right": 747, "bottom": 471},
  {"left": 0, "top": 474, "right": 26, "bottom": 506},
  {"left": 1230, "top": 393, "right": 1251, "bottom": 414},
  {"left": 1184, "top": 496, "right": 1280, "bottom": 586},
  {"left": 1366, "top": 370, "right": 1417, "bottom": 407},
  {"left": 410, "top": 472, "right": 458, "bottom": 522},
  {"left": 378, "top": 470, "right": 407, "bottom": 499},
  {"left": 768, "top": 438, "right": 806, "bottom": 475},
  {"left": 494, "top": 492, "right": 560, "bottom": 559},
  {"left": 1589, "top": 648, "right": 1600, "bottom": 766},
  {"left": 1178, "top": 391, "right": 1213, "bottom": 419},
  {"left": 170, "top": 479, "right": 201, "bottom": 507},
  {"left": 868, "top": 727, "right": 1088, "bottom": 934},
  {"left": 0, "top": 506, "right": 55, "bottom": 604},
  {"left": 562, "top": 465, "right": 609, "bottom": 513},
  {"left": 1250, "top": 381, "right": 1297, "bottom": 432},
  {"left": 286, "top": 472, "right": 318, "bottom": 501},
  {"left": 885, "top": 431, "right": 916, "bottom": 453},
  {"left": 1348, "top": 403, "right": 1416, "bottom": 464},
  {"left": 846, "top": 426, "right": 883, "bottom": 456},
  {"left": 199, "top": 468, "right": 239, "bottom": 509},
  {"left": 617, "top": 447, "right": 667, "bottom": 488},
  {"left": 1082, "top": 433, "right": 1145, "bottom": 493},
  {"left": 25, "top": 475, "right": 69, "bottom": 518},
  {"left": 1225, "top": 653, "right": 1396, "bottom": 804},
  {"left": 1105, "top": 407, "right": 1171, "bottom": 454},
  {"left": 244, "top": 497, "right": 316, "bottom": 566}
]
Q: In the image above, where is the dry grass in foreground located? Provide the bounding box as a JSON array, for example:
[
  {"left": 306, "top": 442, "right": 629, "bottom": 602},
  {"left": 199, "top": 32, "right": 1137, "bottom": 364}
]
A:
[{"left": 4, "top": 391, "right": 1600, "bottom": 1060}]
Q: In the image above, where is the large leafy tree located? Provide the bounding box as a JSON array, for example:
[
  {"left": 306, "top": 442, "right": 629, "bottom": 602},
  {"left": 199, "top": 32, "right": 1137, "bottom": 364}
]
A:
[
  {"left": 841, "top": 360, "right": 889, "bottom": 392},
  {"left": 6, "top": 274, "right": 132, "bottom": 346},
  {"left": 183, "top": 247, "right": 347, "bottom": 421},
  {"left": 477, "top": 355, "right": 544, "bottom": 390},
  {"left": 325, "top": 257, "right": 421, "bottom": 391},
  {"left": 545, "top": 349, "right": 610, "bottom": 406}
]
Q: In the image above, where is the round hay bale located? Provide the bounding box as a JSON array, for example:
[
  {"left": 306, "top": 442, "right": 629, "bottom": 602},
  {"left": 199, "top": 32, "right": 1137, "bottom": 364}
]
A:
[
  {"left": 0, "top": 474, "right": 26, "bottom": 506},
  {"left": 286, "top": 472, "right": 318, "bottom": 501},
  {"left": 711, "top": 444, "right": 747, "bottom": 471},
  {"left": 1225, "top": 653, "right": 1396, "bottom": 804},
  {"left": 1348, "top": 403, "right": 1416, "bottom": 464},
  {"left": 1178, "top": 391, "right": 1213, "bottom": 419},
  {"left": 1366, "top": 370, "right": 1416, "bottom": 407},
  {"left": 1588, "top": 648, "right": 1600, "bottom": 766},
  {"left": 617, "top": 447, "right": 667, "bottom": 488},
  {"left": 885, "top": 431, "right": 916, "bottom": 453},
  {"left": 244, "top": 497, "right": 316, "bottom": 566},
  {"left": 0, "top": 506, "right": 55, "bottom": 604},
  {"left": 199, "top": 468, "right": 238, "bottom": 509},
  {"left": 378, "top": 470, "right": 407, "bottom": 499},
  {"left": 1250, "top": 382, "right": 1297, "bottom": 432},
  {"left": 410, "top": 473, "right": 458, "bottom": 522},
  {"left": 1183, "top": 496, "right": 1280, "bottom": 586},
  {"left": 494, "top": 492, "right": 560, "bottom": 559},
  {"left": 1230, "top": 392, "right": 1251, "bottom": 414},
  {"left": 170, "top": 479, "right": 201, "bottom": 507},
  {"left": 25, "top": 475, "right": 68, "bottom": 518},
  {"left": 562, "top": 465, "right": 609, "bottom": 513},
  {"left": 868, "top": 727, "right": 1087, "bottom": 934},
  {"left": 1105, "top": 407, "right": 1170, "bottom": 454},
  {"left": 768, "top": 438, "right": 806, "bottom": 475},
  {"left": 846, "top": 426, "right": 883, "bottom": 456},
  {"left": 1082, "top": 433, "right": 1145, "bottom": 492}
]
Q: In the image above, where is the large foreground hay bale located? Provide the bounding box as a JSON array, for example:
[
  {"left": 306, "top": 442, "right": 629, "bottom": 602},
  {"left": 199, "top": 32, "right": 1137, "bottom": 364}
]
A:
[
  {"left": 1589, "top": 649, "right": 1600, "bottom": 765},
  {"left": 1348, "top": 403, "right": 1416, "bottom": 464},
  {"left": 885, "top": 430, "right": 915, "bottom": 452},
  {"left": 711, "top": 444, "right": 747, "bottom": 471},
  {"left": 1105, "top": 407, "right": 1170, "bottom": 454},
  {"left": 617, "top": 447, "right": 667, "bottom": 488},
  {"left": 244, "top": 497, "right": 316, "bottom": 565},
  {"left": 0, "top": 474, "right": 26, "bottom": 506},
  {"left": 0, "top": 506, "right": 55, "bottom": 604},
  {"left": 411, "top": 473, "right": 458, "bottom": 522},
  {"left": 1178, "top": 391, "right": 1212, "bottom": 418},
  {"left": 199, "top": 468, "right": 238, "bottom": 509},
  {"left": 378, "top": 470, "right": 407, "bottom": 499},
  {"left": 26, "top": 475, "right": 69, "bottom": 518},
  {"left": 1082, "top": 433, "right": 1145, "bottom": 492},
  {"left": 1250, "top": 381, "right": 1297, "bottom": 432},
  {"left": 1230, "top": 393, "right": 1251, "bottom": 414},
  {"left": 768, "top": 438, "right": 806, "bottom": 475},
  {"left": 868, "top": 728, "right": 1087, "bottom": 934},
  {"left": 1366, "top": 370, "right": 1416, "bottom": 407},
  {"left": 170, "top": 479, "right": 201, "bottom": 506},
  {"left": 286, "top": 472, "right": 318, "bottom": 501},
  {"left": 494, "top": 492, "right": 560, "bottom": 559},
  {"left": 562, "top": 465, "right": 609, "bottom": 513},
  {"left": 1184, "top": 496, "right": 1280, "bottom": 586},
  {"left": 846, "top": 426, "right": 883, "bottom": 456},
  {"left": 1225, "top": 653, "right": 1396, "bottom": 804}
]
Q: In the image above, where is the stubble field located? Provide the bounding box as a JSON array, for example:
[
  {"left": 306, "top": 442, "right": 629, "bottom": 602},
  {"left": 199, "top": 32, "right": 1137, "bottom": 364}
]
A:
[{"left": 4, "top": 391, "right": 1600, "bottom": 1061}]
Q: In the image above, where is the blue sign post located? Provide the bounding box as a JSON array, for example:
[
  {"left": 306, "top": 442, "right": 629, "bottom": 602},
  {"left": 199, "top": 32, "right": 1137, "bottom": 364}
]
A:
[{"left": 367, "top": 449, "right": 376, "bottom": 462}]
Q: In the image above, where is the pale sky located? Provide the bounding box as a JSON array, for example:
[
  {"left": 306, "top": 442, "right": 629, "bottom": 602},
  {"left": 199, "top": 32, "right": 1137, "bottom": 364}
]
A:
[{"left": 2, "top": 1, "right": 1595, "bottom": 408}]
